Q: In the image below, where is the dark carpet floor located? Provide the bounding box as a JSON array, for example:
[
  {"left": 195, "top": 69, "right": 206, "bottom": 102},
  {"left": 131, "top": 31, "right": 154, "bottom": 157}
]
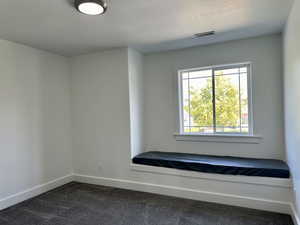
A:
[{"left": 0, "top": 182, "right": 294, "bottom": 225}]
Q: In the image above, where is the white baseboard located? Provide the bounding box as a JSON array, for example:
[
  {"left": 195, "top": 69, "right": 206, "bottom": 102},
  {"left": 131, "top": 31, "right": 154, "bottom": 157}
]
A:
[
  {"left": 0, "top": 174, "right": 73, "bottom": 210},
  {"left": 291, "top": 204, "right": 300, "bottom": 225},
  {"left": 0, "top": 173, "right": 295, "bottom": 221},
  {"left": 73, "top": 173, "right": 292, "bottom": 214}
]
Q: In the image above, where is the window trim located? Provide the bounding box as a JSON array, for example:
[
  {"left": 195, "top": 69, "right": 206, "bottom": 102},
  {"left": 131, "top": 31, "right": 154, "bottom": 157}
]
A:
[
  {"left": 177, "top": 62, "right": 254, "bottom": 136},
  {"left": 173, "top": 133, "right": 262, "bottom": 144}
]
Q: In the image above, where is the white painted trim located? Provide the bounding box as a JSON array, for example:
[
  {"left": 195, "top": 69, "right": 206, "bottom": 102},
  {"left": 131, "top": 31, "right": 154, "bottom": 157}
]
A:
[
  {"left": 73, "top": 173, "right": 292, "bottom": 214},
  {"left": 174, "top": 133, "right": 262, "bottom": 143},
  {"left": 177, "top": 62, "right": 253, "bottom": 73},
  {"left": 291, "top": 204, "right": 300, "bottom": 225},
  {"left": 0, "top": 173, "right": 295, "bottom": 219},
  {"left": 0, "top": 174, "right": 73, "bottom": 210},
  {"left": 177, "top": 62, "right": 254, "bottom": 137},
  {"left": 130, "top": 163, "right": 292, "bottom": 188}
]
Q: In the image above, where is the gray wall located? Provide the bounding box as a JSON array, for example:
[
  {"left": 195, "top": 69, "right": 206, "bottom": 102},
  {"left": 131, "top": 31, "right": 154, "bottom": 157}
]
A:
[
  {"left": 143, "top": 34, "right": 285, "bottom": 159},
  {"left": 0, "top": 30, "right": 289, "bottom": 212},
  {"left": 70, "top": 44, "right": 290, "bottom": 211},
  {"left": 0, "top": 39, "right": 72, "bottom": 200},
  {"left": 71, "top": 48, "right": 132, "bottom": 177},
  {"left": 128, "top": 49, "right": 145, "bottom": 157},
  {"left": 283, "top": 0, "right": 300, "bottom": 215}
]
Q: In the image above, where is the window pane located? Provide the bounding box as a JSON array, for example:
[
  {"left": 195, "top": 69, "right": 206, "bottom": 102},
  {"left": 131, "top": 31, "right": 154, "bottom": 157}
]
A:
[
  {"left": 215, "top": 74, "right": 240, "bottom": 133},
  {"left": 182, "top": 72, "right": 189, "bottom": 79},
  {"left": 189, "top": 69, "right": 212, "bottom": 79},
  {"left": 240, "top": 73, "right": 249, "bottom": 133},
  {"left": 215, "top": 68, "right": 239, "bottom": 76},
  {"left": 180, "top": 64, "right": 250, "bottom": 135},
  {"left": 182, "top": 79, "right": 190, "bottom": 132},
  {"left": 182, "top": 70, "right": 213, "bottom": 133},
  {"left": 240, "top": 67, "right": 248, "bottom": 73}
]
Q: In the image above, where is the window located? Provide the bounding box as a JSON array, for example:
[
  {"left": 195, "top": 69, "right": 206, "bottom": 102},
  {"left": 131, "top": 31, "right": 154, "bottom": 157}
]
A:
[{"left": 178, "top": 63, "right": 252, "bottom": 135}]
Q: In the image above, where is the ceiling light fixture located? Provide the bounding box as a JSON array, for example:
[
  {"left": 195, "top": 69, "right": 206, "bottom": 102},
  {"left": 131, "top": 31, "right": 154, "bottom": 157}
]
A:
[{"left": 75, "top": 0, "right": 107, "bottom": 15}]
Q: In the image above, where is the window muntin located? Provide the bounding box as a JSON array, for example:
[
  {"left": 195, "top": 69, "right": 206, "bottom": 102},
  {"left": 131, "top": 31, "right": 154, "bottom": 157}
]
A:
[{"left": 179, "top": 63, "right": 252, "bottom": 135}]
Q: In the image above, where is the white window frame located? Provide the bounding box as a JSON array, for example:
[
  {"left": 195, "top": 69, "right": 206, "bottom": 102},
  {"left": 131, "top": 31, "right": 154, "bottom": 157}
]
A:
[{"left": 177, "top": 62, "right": 254, "bottom": 137}]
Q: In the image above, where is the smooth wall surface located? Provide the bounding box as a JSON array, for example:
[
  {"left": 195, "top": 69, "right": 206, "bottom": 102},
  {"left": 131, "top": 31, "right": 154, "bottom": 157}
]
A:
[
  {"left": 128, "top": 49, "right": 144, "bottom": 157},
  {"left": 284, "top": 0, "right": 300, "bottom": 215},
  {"left": 0, "top": 30, "right": 290, "bottom": 213},
  {"left": 71, "top": 48, "right": 132, "bottom": 177},
  {"left": 143, "top": 34, "right": 285, "bottom": 160},
  {"left": 0, "top": 40, "right": 72, "bottom": 199},
  {"left": 70, "top": 46, "right": 291, "bottom": 212}
]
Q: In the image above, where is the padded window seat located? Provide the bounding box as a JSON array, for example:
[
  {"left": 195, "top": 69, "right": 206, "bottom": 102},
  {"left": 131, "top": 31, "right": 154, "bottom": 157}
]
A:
[{"left": 132, "top": 151, "right": 290, "bottom": 179}]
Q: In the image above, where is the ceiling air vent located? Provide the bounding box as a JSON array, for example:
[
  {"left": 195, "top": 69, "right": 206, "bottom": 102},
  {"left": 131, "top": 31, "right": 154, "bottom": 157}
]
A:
[{"left": 193, "top": 31, "right": 215, "bottom": 38}]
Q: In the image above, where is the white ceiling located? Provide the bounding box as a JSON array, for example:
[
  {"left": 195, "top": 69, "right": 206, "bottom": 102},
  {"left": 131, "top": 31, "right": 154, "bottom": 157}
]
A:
[{"left": 0, "top": 0, "right": 293, "bottom": 56}]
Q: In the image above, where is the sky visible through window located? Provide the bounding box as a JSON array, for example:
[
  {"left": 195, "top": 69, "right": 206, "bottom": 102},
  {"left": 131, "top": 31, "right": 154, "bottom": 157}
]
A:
[{"left": 181, "top": 65, "right": 249, "bottom": 134}]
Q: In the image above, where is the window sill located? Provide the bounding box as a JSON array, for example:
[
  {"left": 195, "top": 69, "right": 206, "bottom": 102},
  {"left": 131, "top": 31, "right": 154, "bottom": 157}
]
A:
[{"left": 173, "top": 133, "right": 262, "bottom": 144}]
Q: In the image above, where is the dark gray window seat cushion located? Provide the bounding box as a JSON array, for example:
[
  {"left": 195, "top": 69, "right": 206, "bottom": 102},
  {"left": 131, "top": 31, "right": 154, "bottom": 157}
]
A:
[{"left": 132, "top": 151, "right": 290, "bottom": 178}]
